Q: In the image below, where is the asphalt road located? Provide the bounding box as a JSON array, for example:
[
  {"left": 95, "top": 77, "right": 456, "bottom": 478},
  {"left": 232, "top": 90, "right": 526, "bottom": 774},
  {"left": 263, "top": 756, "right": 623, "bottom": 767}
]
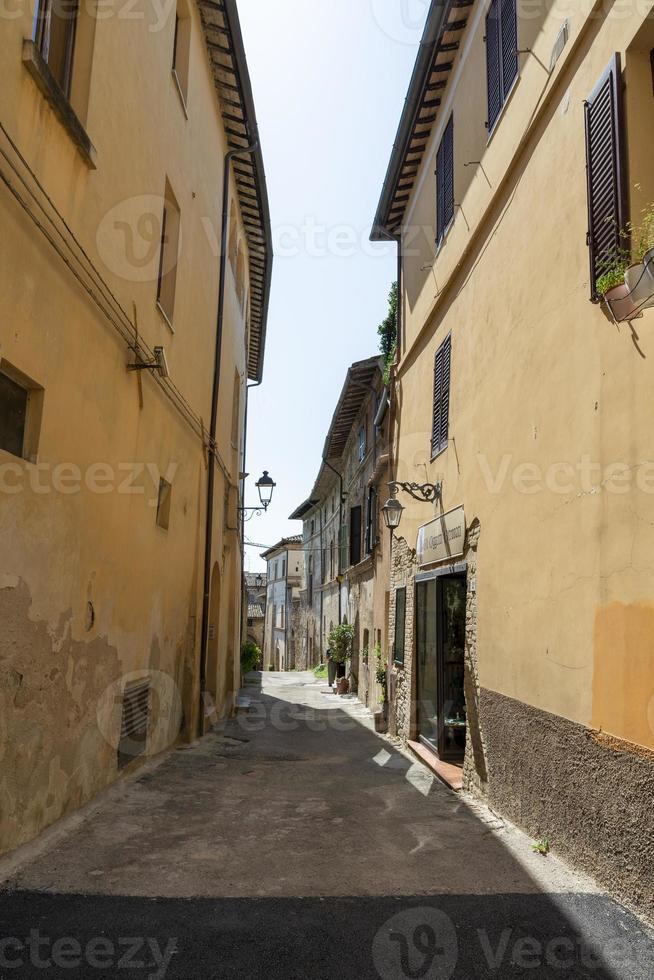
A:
[{"left": 0, "top": 671, "right": 652, "bottom": 979}]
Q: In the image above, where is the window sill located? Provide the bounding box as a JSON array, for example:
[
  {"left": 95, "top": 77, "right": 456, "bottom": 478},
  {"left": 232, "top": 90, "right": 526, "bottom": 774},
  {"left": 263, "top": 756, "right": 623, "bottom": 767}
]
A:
[
  {"left": 486, "top": 71, "right": 521, "bottom": 147},
  {"left": 156, "top": 301, "right": 175, "bottom": 333},
  {"left": 22, "top": 40, "right": 97, "bottom": 169},
  {"left": 430, "top": 442, "right": 448, "bottom": 463},
  {"left": 171, "top": 70, "right": 189, "bottom": 119}
]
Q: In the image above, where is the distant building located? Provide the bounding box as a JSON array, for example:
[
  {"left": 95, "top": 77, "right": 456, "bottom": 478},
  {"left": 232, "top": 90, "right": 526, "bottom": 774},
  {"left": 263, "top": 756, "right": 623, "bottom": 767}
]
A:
[
  {"left": 261, "top": 538, "right": 304, "bottom": 670},
  {"left": 291, "top": 356, "right": 391, "bottom": 706},
  {"left": 244, "top": 572, "right": 267, "bottom": 654}
]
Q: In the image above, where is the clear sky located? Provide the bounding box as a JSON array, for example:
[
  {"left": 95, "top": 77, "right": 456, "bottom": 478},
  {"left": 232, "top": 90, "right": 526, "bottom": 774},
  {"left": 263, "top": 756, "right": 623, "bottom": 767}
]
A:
[{"left": 238, "top": 0, "right": 429, "bottom": 570}]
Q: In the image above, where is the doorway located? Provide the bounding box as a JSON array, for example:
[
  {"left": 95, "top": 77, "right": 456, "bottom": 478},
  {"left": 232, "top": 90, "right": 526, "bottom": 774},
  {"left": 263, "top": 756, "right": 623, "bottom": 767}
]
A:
[{"left": 415, "top": 573, "right": 467, "bottom": 761}]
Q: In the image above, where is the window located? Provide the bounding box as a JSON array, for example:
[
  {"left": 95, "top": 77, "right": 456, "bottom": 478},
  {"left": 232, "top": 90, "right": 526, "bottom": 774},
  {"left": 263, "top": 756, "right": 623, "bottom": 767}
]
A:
[
  {"left": 280, "top": 605, "right": 285, "bottom": 629},
  {"left": 350, "top": 506, "right": 362, "bottom": 566},
  {"left": 358, "top": 424, "right": 366, "bottom": 462},
  {"left": 172, "top": 0, "right": 191, "bottom": 109},
  {"left": 338, "top": 524, "right": 348, "bottom": 574},
  {"left": 585, "top": 54, "right": 627, "bottom": 301},
  {"left": 0, "top": 364, "right": 43, "bottom": 461},
  {"left": 436, "top": 114, "right": 454, "bottom": 245},
  {"left": 156, "top": 180, "right": 181, "bottom": 326},
  {"left": 431, "top": 334, "right": 451, "bottom": 458},
  {"left": 34, "top": 0, "right": 78, "bottom": 96},
  {"left": 485, "top": 0, "right": 518, "bottom": 134},
  {"left": 282, "top": 559, "right": 286, "bottom": 578},
  {"left": 330, "top": 538, "right": 335, "bottom": 579},
  {"left": 394, "top": 588, "right": 407, "bottom": 665},
  {"left": 231, "top": 370, "right": 241, "bottom": 448},
  {"left": 365, "top": 486, "right": 378, "bottom": 556},
  {"left": 156, "top": 478, "right": 172, "bottom": 530}
]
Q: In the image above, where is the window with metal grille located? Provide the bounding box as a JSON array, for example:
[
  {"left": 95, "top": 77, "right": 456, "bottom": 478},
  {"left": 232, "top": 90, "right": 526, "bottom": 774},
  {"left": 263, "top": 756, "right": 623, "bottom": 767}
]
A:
[
  {"left": 436, "top": 114, "right": 454, "bottom": 246},
  {"left": 350, "top": 506, "right": 362, "bottom": 566},
  {"left": 584, "top": 54, "right": 627, "bottom": 301},
  {"left": 394, "top": 588, "right": 407, "bottom": 666},
  {"left": 118, "top": 679, "right": 150, "bottom": 768},
  {"left": 34, "top": 0, "right": 79, "bottom": 97},
  {"left": 485, "top": 0, "right": 518, "bottom": 134},
  {"left": 0, "top": 370, "right": 28, "bottom": 458},
  {"left": 365, "top": 486, "right": 378, "bottom": 556},
  {"left": 431, "top": 334, "right": 451, "bottom": 458}
]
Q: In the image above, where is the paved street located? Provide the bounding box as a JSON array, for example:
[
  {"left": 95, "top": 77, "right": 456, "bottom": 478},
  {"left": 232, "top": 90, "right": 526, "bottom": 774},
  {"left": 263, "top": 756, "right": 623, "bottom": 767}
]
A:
[{"left": 0, "top": 672, "right": 652, "bottom": 979}]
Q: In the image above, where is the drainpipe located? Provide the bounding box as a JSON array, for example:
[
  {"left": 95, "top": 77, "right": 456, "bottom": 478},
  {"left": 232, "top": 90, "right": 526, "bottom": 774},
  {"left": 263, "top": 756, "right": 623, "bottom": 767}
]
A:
[
  {"left": 322, "top": 457, "right": 344, "bottom": 626},
  {"left": 199, "top": 140, "right": 259, "bottom": 735}
]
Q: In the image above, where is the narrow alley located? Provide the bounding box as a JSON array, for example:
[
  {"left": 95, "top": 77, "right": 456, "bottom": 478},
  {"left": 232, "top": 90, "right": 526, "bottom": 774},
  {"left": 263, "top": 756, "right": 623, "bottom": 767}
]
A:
[{"left": 1, "top": 672, "right": 651, "bottom": 979}]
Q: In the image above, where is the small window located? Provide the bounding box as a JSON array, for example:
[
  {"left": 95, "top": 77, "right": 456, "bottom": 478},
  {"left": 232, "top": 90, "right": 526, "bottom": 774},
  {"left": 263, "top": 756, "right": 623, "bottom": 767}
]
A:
[
  {"left": 34, "top": 0, "right": 78, "bottom": 96},
  {"left": 0, "top": 364, "right": 43, "bottom": 462},
  {"left": 431, "top": 334, "right": 451, "bottom": 458},
  {"left": 485, "top": 0, "right": 518, "bottom": 134},
  {"left": 282, "top": 559, "right": 286, "bottom": 578},
  {"left": 156, "top": 478, "right": 172, "bottom": 530},
  {"left": 358, "top": 425, "right": 366, "bottom": 462},
  {"left": 156, "top": 179, "right": 181, "bottom": 326},
  {"left": 394, "top": 588, "right": 407, "bottom": 665},
  {"left": 436, "top": 114, "right": 454, "bottom": 245},
  {"left": 172, "top": 1, "right": 191, "bottom": 109}
]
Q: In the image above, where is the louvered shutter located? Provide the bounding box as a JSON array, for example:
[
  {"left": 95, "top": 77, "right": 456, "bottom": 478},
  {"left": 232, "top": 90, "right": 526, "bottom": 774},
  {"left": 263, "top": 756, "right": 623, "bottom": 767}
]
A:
[
  {"left": 431, "top": 344, "right": 444, "bottom": 457},
  {"left": 500, "top": 0, "right": 518, "bottom": 101},
  {"left": 486, "top": 0, "right": 501, "bottom": 131},
  {"left": 439, "top": 335, "right": 451, "bottom": 452},
  {"left": 436, "top": 116, "right": 454, "bottom": 244},
  {"left": 431, "top": 334, "right": 451, "bottom": 457},
  {"left": 584, "top": 54, "right": 627, "bottom": 300},
  {"left": 436, "top": 139, "right": 445, "bottom": 244}
]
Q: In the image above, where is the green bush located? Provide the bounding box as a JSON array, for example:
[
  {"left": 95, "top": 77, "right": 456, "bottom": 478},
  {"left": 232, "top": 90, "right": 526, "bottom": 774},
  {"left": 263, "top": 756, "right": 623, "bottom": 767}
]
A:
[
  {"left": 240, "top": 640, "right": 261, "bottom": 673},
  {"left": 327, "top": 622, "right": 354, "bottom": 665},
  {"left": 313, "top": 663, "right": 327, "bottom": 680}
]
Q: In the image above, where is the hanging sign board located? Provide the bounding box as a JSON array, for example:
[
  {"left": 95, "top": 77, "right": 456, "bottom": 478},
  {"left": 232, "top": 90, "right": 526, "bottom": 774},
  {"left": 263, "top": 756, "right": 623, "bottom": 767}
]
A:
[{"left": 417, "top": 506, "right": 466, "bottom": 567}]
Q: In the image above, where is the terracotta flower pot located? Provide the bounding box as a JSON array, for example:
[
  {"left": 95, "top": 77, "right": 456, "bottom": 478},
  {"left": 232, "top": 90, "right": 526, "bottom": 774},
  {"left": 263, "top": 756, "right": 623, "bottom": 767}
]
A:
[
  {"left": 604, "top": 282, "right": 640, "bottom": 322},
  {"left": 336, "top": 677, "right": 349, "bottom": 695},
  {"left": 625, "top": 263, "right": 654, "bottom": 313}
]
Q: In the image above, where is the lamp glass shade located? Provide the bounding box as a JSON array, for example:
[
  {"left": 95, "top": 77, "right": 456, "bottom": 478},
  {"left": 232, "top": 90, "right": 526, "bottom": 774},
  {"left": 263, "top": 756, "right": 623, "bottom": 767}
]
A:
[
  {"left": 382, "top": 497, "right": 404, "bottom": 530},
  {"left": 256, "top": 470, "right": 276, "bottom": 509}
]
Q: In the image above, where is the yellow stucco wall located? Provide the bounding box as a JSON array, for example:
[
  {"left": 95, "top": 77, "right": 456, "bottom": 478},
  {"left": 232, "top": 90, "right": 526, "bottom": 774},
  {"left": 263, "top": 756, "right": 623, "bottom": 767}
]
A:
[
  {"left": 0, "top": 3, "right": 252, "bottom": 852},
  {"left": 394, "top": 3, "right": 654, "bottom": 750}
]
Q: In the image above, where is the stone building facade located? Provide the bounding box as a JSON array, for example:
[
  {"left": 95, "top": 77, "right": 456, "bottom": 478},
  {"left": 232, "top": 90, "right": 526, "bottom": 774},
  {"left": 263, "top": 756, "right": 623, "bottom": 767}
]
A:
[
  {"left": 0, "top": 0, "right": 271, "bottom": 856},
  {"left": 291, "top": 357, "right": 391, "bottom": 704},
  {"left": 244, "top": 572, "right": 267, "bottom": 654},
  {"left": 371, "top": 0, "right": 654, "bottom": 913}
]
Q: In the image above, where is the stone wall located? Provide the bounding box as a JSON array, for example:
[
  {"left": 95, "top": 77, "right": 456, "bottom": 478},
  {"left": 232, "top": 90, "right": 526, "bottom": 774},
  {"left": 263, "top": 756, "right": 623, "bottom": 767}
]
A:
[{"left": 387, "top": 535, "right": 417, "bottom": 741}]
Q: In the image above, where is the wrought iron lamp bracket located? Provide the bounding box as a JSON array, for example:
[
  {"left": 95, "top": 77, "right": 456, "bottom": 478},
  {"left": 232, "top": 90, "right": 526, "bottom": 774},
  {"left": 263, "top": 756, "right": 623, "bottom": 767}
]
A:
[{"left": 388, "top": 481, "right": 442, "bottom": 504}]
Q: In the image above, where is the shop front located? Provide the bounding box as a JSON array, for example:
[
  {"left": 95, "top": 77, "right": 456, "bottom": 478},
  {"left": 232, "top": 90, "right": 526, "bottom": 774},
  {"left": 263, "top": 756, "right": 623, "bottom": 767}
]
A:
[{"left": 414, "top": 507, "right": 467, "bottom": 763}]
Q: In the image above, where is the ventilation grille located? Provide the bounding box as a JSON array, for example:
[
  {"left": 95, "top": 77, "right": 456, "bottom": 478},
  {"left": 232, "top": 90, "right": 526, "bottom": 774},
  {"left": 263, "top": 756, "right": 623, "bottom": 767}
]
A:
[
  {"left": 118, "top": 679, "right": 150, "bottom": 768},
  {"left": 550, "top": 20, "right": 569, "bottom": 72}
]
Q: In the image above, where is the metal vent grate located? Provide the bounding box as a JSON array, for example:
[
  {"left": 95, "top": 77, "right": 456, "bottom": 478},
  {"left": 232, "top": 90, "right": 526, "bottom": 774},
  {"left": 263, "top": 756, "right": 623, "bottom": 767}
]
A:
[
  {"left": 118, "top": 679, "right": 150, "bottom": 768},
  {"left": 550, "top": 20, "right": 569, "bottom": 72}
]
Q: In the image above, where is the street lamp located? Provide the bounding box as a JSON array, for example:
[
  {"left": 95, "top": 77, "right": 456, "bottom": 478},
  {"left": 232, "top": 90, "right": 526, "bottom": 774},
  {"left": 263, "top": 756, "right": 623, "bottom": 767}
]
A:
[
  {"left": 255, "top": 471, "right": 276, "bottom": 511},
  {"left": 381, "top": 496, "right": 405, "bottom": 531}
]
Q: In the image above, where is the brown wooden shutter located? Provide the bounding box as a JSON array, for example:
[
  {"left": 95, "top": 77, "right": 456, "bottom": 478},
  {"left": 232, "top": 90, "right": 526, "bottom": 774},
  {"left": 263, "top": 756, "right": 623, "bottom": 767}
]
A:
[
  {"left": 486, "top": 0, "right": 502, "bottom": 131},
  {"left": 431, "top": 334, "right": 451, "bottom": 457},
  {"left": 500, "top": 0, "right": 518, "bottom": 100},
  {"left": 584, "top": 53, "right": 627, "bottom": 300},
  {"left": 436, "top": 115, "right": 454, "bottom": 244}
]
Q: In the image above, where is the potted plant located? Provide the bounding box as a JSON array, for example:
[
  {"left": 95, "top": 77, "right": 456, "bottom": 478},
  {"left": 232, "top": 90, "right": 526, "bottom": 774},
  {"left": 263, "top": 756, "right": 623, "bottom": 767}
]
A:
[
  {"left": 327, "top": 622, "right": 354, "bottom": 691},
  {"left": 596, "top": 248, "right": 636, "bottom": 322},
  {"left": 373, "top": 645, "right": 389, "bottom": 732},
  {"left": 625, "top": 203, "right": 654, "bottom": 312}
]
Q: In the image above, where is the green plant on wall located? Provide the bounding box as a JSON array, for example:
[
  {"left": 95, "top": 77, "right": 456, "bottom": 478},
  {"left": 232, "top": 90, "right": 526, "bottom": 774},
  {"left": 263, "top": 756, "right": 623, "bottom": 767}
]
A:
[
  {"left": 378, "top": 281, "right": 398, "bottom": 385},
  {"left": 374, "top": 644, "right": 387, "bottom": 703},
  {"left": 327, "top": 622, "right": 354, "bottom": 665},
  {"left": 596, "top": 244, "right": 630, "bottom": 297},
  {"left": 241, "top": 640, "right": 261, "bottom": 673},
  {"left": 595, "top": 201, "right": 654, "bottom": 297}
]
